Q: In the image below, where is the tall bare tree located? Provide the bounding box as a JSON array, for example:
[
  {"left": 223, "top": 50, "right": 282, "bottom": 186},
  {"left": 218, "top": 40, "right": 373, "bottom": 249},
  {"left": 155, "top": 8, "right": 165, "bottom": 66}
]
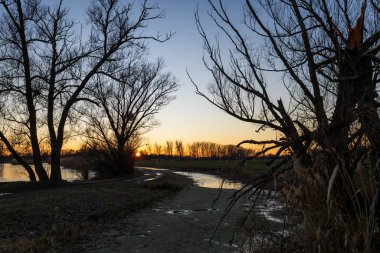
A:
[
  {"left": 154, "top": 143, "right": 162, "bottom": 155},
  {"left": 175, "top": 140, "right": 184, "bottom": 157},
  {"left": 192, "top": 0, "right": 380, "bottom": 250},
  {"left": 85, "top": 57, "right": 178, "bottom": 175},
  {"left": 0, "top": 0, "right": 169, "bottom": 181},
  {"left": 165, "top": 140, "right": 174, "bottom": 156}
]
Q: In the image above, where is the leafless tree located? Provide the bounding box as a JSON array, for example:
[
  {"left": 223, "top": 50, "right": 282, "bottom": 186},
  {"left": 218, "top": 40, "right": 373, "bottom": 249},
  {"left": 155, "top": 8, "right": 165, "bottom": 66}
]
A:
[
  {"left": 184, "top": 141, "right": 253, "bottom": 158},
  {"left": 84, "top": 56, "right": 177, "bottom": 175},
  {"left": 0, "top": 0, "right": 170, "bottom": 181},
  {"left": 191, "top": 0, "right": 380, "bottom": 250},
  {"left": 145, "top": 143, "right": 153, "bottom": 155},
  {"left": 175, "top": 140, "right": 184, "bottom": 157},
  {"left": 165, "top": 140, "right": 174, "bottom": 156},
  {"left": 187, "top": 142, "right": 199, "bottom": 158},
  {"left": 154, "top": 143, "right": 162, "bottom": 155}
]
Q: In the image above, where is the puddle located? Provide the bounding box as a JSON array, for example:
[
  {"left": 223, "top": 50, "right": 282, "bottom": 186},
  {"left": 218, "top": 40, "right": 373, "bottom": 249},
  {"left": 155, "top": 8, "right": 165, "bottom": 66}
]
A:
[
  {"left": 256, "top": 200, "right": 286, "bottom": 223},
  {"left": 166, "top": 209, "right": 192, "bottom": 215},
  {"left": 143, "top": 167, "right": 287, "bottom": 224},
  {"left": 241, "top": 193, "right": 287, "bottom": 224},
  {"left": 142, "top": 166, "right": 289, "bottom": 238},
  {"left": 204, "top": 238, "right": 239, "bottom": 249},
  {"left": 0, "top": 193, "right": 12, "bottom": 196},
  {"left": 166, "top": 208, "right": 219, "bottom": 215},
  {"left": 126, "top": 233, "right": 148, "bottom": 237},
  {"left": 143, "top": 177, "right": 156, "bottom": 182}
]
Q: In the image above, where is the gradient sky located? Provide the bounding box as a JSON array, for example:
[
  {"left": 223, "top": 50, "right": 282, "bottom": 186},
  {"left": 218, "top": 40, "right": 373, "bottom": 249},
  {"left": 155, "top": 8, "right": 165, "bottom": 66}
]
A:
[{"left": 61, "top": 0, "right": 283, "bottom": 147}]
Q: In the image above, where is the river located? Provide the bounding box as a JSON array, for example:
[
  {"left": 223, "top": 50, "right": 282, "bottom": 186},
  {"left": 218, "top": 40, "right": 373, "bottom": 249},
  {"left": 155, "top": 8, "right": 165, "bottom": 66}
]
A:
[
  {"left": 86, "top": 167, "right": 288, "bottom": 252},
  {"left": 1, "top": 164, "right": 287, "bottom": 251},
  {"left": 0, "top": 163, "right": 84, "bottom": 182}
]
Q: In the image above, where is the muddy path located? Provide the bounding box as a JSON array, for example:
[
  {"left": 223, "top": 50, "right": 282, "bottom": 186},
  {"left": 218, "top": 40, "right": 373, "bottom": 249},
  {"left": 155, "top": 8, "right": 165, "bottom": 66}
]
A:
[{"left": 87, "top": 169, "right": 250, "bottom": 253}]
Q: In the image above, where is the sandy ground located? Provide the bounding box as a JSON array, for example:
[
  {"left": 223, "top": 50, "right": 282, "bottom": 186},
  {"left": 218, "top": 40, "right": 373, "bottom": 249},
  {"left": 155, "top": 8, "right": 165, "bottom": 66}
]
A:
[{"left": 86, "top": 183, "right": 249, "bottom": 253}]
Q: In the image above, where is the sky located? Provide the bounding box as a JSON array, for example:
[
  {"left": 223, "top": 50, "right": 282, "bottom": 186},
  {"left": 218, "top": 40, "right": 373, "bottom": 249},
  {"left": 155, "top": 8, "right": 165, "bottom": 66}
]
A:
[
  {"left": 61, "top": 0, "right": 281, "bottom": 147},
  {"left": 140, "top": 0, "right": 260, "bottom": 146}
]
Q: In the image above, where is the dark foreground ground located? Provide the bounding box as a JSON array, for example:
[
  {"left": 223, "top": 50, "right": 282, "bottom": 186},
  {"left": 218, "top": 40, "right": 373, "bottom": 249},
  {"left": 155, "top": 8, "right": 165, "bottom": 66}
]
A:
[
  {"left": 86, "top": 184, "right": 249, "bottom": 253},
  {"left": 0, "top": 171, "right": 191, "bottom": 253}
]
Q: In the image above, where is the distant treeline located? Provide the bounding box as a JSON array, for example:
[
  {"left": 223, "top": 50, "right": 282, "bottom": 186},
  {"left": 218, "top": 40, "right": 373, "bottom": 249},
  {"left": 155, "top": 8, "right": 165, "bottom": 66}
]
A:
[
  {"left": 144, "top": 141, "right": 255, "bottom": 159},
  {"left": 0, "top": 140, "right": 255, "bottom": 161}
]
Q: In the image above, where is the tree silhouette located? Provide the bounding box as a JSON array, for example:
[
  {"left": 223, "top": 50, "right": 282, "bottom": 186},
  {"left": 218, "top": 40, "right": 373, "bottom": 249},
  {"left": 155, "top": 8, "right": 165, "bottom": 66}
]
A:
[
  {"left": 192, "top": 0, "right": 380, "bottom": 250},
  {"left": 0, "top": 0, "right": 169, "bottom": 181},
  {"left": 85, "top": 56, "right": 177, "bottom": 176},
  {"left": 175, "top": 140, "right": 184, "bottom": 158},
  {"left": 165, "top": 141, "right": 174, "bottom": 156},
  {"left": 154, "top": 143, "right": 162, "bottom": 155}
]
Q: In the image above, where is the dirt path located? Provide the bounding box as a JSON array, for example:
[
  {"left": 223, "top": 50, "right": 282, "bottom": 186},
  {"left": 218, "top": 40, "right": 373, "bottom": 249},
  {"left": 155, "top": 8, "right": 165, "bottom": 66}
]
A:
[{"left": 87, "top": 177, "right": 248, "bottom": 253}]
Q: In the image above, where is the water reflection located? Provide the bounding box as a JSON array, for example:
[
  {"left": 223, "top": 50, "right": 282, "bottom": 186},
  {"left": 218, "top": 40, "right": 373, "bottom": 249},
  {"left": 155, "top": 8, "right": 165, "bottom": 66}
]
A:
[
  {"left": 138, "top": 167, "right": 243, "bottom": 190},
  {"left": 174, "top": 171, "right": 243, "bottom": 189},
  {"left": 0, "top": 163, "right": 83, "bottom": 182}
]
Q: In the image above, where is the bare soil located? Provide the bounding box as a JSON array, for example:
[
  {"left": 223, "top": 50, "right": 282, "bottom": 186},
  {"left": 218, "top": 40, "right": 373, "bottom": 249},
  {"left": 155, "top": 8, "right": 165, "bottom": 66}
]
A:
[
  {"left": 0, "top": 170, "right": 191, "bottom": 253},
  {"left": 85, "top": 181, "right": 249, "bottom": 253}
]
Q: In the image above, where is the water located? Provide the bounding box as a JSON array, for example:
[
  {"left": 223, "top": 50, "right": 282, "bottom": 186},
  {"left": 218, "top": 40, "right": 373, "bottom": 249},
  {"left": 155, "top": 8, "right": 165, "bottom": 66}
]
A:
[
  {"left": 134, "top": 167, "right": 291, "bottom": 252},
  {"left": 0, "top": 163, "right": 84, "bottom": 182},
  {"left": 175, "top": 171, "right": 243, "bottom": 189},
  {"left": 141, "top": 167, "right": 288, "bottom": 234},
  {"left": 139, "top": 167, "right": 243, "bottom": 190}
]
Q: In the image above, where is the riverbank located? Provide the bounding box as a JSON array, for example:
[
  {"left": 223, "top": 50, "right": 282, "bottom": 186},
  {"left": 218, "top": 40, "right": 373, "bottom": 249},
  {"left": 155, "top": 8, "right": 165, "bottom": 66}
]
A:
[
  {"left": 86, "top": 183, "right": 246, "bottom": 252},
  {"left": 0, "top": 170, "right": 192, "bottom": 253},
  {"left": 84, "top": 170, "right": 286, "bottom": 253}
]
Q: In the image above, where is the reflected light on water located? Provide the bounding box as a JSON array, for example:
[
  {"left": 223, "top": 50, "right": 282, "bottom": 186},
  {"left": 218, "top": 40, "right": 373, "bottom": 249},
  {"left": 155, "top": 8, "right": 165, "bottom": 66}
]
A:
[
  {"left": 175, "top": 171, "right": 243, "bottom": 190},
  {"left": 139, "top": 167, "right": 243, "bottom": 190},
  {"left": 0, "top": 163, "right": 83, "bottom": 182}
]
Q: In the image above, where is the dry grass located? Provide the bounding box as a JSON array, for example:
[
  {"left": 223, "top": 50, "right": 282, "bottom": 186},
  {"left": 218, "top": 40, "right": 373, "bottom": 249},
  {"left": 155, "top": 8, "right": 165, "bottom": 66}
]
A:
[
  {"left": 0, "top": 222, "right": 93, "bottom": 253},
  {"left": 248, "top": 158, "right": 378, "bottom": 252},
  {"left": 224, "top": 153, "right": 380, "bottom": 253},
  {"left": 0, "top": 172, "right": 191, "bottom": 253}
]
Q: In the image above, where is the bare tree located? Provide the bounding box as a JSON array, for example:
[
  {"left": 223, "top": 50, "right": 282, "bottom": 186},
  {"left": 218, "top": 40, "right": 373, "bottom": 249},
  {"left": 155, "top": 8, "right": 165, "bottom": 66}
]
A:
[
  {"left": 175, "top": 140, "right": 184, "bottom": 158},
  {"left": 154, "top": 143, "right": 162, "bottom": 155},
  {"left": 165, "top": 140, "right": 174, "bottom": 156},
  {"left": 188, "top": 142, "right": 199, "bottom": 158},
  {"left": 145, "top": 144, "right": 153, "bottom": 155},
  {"left": 0, "top": 0, "right": 169, "bottom": 181},
  {"left": 192, "top": 0, "right": 380, "bottom": 250},
  {"left": 85, "top": 56, "right": 177, "bottom": 176}
]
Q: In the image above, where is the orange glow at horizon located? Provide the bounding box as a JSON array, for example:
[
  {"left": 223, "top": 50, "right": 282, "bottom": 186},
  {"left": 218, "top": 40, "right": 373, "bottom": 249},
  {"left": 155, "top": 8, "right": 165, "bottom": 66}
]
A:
[{"left": 60, "top": 127, "right": 281, "bottom": 155}]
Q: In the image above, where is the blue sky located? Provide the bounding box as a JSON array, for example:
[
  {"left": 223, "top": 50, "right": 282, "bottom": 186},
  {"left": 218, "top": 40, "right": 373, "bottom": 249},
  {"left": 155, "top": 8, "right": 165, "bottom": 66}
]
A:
[
  {"left": 60, "top": 0, "right": 280, "bottom": 146},
  {"left": 142, "top": 0, "right": 259, "bottom": 145}
]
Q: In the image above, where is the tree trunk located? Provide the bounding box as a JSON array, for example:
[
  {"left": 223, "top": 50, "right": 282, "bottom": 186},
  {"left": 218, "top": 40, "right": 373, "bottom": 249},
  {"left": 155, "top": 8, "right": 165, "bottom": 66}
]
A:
[
  {"left": 15, "top": 0, "right": 48, "bottom": 181},
  {"left": 30, "top": 132, "right": 49, "bottom": 181},
  {"left": 125, "top": 152, "right": 135, "bottom": 175},
  {"left": 0, "top": 132, "right": 36, "bottom": 181},
  {"left": 49, "top": 143, "right": 63, "bottom": 181},
  {"left": 116, "top": 144, "right": 134, "bottom": 176},
  {"left": 354, "top": 54, "right": 380, "bottom": 161}
]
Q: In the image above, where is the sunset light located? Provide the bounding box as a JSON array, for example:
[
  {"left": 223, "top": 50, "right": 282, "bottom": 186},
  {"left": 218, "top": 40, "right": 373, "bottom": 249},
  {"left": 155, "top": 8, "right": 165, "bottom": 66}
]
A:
[{"left": 0, "top": 0, "right": 378, "bottom": 252}]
